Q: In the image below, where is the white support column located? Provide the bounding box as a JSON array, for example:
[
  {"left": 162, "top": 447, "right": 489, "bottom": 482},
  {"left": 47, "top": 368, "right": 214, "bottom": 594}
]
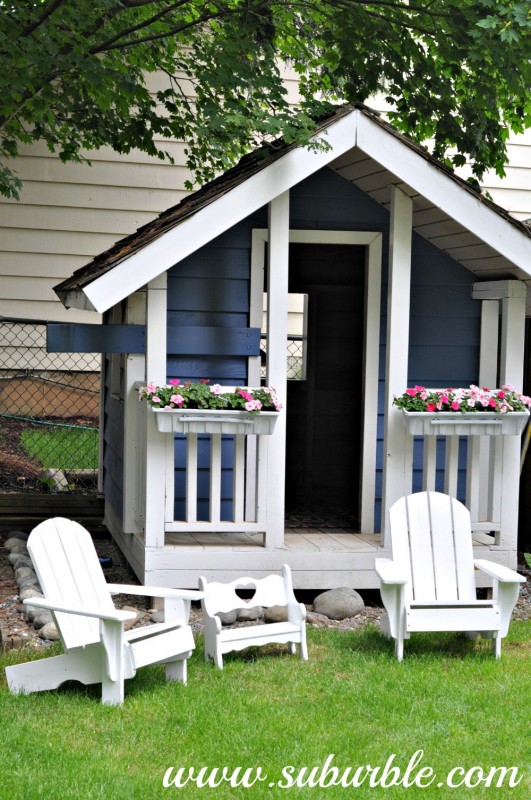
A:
[
  {"left": 265, "top": 191, "right": 290, "bottom": 548},
  {"left": 123, "top": 291, "right": 147, "bottom": 534},
  {"left": 382, "top": 187, "right": 413, "bottom": 545},
  {"left": 498, "top": 283, "right": 526, "bottom": 552},
  {"left": 144, "top": 275, "right": 168, "bottom": 548},
  {"left": 472, "top": 280, "right": 527, "bottom": 559},
  {"left": 467, "top": 299, "right": 499, "bottom": 522}
]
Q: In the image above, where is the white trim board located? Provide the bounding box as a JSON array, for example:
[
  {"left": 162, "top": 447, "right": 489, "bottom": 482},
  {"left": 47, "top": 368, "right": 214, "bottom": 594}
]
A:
[
  {"left": 80, "top": 113, "right": 360, "bottom": 314},
  {"left": 355, "top": 114, "right": 531, "bottom": 272},
  {"left": 251, "top": 229, "right": 382, "bottom": 533},
  {"left": 67, "top": 107, "right": 531, "bottom": 315}
]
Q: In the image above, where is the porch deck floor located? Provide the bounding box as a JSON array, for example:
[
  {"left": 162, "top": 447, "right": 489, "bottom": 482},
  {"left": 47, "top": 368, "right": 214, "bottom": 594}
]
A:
[{"left": 164, "top": 529, "right": 495, "bottom": 552}]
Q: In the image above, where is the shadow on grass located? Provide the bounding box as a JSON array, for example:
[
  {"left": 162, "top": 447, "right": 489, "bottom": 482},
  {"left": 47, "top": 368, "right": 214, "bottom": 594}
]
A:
[{"left": 312, "top": 624, "right": 500, "bottom": 661}]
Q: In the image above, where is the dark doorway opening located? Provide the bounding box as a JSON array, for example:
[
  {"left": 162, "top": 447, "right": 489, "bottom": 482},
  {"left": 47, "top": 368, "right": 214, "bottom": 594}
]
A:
[{"left": 284, "top": 243, "right": 366, "bottom": 529}]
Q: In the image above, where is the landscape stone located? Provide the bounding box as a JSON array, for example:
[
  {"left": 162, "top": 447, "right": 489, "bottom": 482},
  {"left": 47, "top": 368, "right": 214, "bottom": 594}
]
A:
[
  {"left": 150, "top": 610, "right": 165, "bottom": 624},
  {"left": 14, "top": 566, "right": 34, "bottom": 580},
  {"left": 39, "top": 622, "right": 60, "bottom": 641},
  {"left": 5, "top": 538, "right": 29, "bottom": 550},
  {"left": 9, "top": 554, "right": 33, "bottom": 569},
  {"left": 16, "top": 574, "right": 40, "bottom": 589},
  {"left": 237, "top": 606, "right": 263, "bottom": 621},
  {"left": 19, "top": 587, "right": 44, "bottom": 602},
  {"left": 263, "top": 605, "right": 289, "bottom": 623},
  {"left": 32, "top": 611, "right": 54, "bottom": 629},
  {"left": 218, "top": 609, "right": 238, "bottom": 625},
  {"left": 312, "top": 587, "right": 365, "bottom": 620}
]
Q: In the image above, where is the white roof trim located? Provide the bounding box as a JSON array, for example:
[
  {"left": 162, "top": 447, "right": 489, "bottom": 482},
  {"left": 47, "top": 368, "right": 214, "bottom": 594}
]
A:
[
  {"left": 356, "top": 113, "right": 531, "bottom": 272},
  {"left": 75, "top": 107, "right": 531, "bottom": 314},
  {"left": 81, "top": 111, "right": 360, "bottom": 314}
]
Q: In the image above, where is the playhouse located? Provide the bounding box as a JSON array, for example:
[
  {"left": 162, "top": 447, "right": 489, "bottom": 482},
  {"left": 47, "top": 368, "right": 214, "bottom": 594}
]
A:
[{"left": 52, "top": 105, "right": 531, "bottom": 588}]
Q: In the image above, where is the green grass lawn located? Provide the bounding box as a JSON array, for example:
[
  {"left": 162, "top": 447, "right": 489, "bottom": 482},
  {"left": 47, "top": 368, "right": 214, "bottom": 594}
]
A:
[
  {"left": 0, "top": 624, "right": 529, "bottom": 799},
  {"left": 20, "top": 426, "right": 99, "bottom": 471}
]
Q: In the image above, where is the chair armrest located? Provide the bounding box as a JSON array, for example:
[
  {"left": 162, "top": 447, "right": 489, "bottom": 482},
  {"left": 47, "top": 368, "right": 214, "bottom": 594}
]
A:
[
  {"left": 375, "top": 558, "right": 408, "bottom": 585},
  {"left": 107, "top": 584, "right": 205, "bottom": 600},
  {"left": 473, "top": 560, "right": 525, "bottom": 584},
  {"left": 23, "top": 597, "right": 136, "bottom": 622}
]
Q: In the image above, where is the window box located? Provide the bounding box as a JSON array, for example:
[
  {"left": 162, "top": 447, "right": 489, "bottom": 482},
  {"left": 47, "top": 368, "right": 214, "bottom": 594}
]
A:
[
  {"left": 402, "top": 410, "right": 529, "bottom": 437},
  {"left": 153, "top": 408, "right": 279, "bottom": 435}
]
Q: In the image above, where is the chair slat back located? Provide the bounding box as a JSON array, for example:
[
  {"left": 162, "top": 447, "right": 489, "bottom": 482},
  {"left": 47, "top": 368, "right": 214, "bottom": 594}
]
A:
[
  {"left": 202, "top": 574, "right": 287, "bottom": 616},
  {"left": 27, "top": 518, "right": 114, "bottom": 650},
  {"left": 389, "top": 492, "right": 476, "bottom": 604}
]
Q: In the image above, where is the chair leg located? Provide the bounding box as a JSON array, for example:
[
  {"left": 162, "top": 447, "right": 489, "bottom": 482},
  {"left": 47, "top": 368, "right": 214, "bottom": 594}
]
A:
[
  {"left": 165, "top": 655, "right": 188, "bottom": 684},
  {"left": 101, "top": 675, "right": 125, "bottom": 706},
  {"left": 395, "top": 636, "right": 404, "bottom": 662},
  {"left": 492, "top": 634, "right": 502, "bottom": 659}
]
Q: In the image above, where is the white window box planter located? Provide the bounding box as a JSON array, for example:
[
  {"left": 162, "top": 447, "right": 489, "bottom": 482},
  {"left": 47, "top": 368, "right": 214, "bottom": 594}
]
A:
[
  {"left": 402, "top": 409, "right": 529, "bottom": 437},
  {"left": 152, "top": 408, "right": 279, "bottom": 435}
]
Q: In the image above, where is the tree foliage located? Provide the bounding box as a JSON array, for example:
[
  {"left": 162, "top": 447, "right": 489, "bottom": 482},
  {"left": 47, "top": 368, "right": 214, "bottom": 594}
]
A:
[{"left": 0, "top": 0, "right": 530, "bottom": 199}]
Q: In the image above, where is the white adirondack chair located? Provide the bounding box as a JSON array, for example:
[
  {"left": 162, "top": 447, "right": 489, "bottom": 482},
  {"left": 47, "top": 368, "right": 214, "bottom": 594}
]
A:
[
  {"left": 375, "top": 492, "right": 524, "bottom": 661},
  {"left": 5, "top": 518, "right": 203, "bottom": 705},
  {"left": 199, "top": 564, "right": 308, "bottom": 668}
]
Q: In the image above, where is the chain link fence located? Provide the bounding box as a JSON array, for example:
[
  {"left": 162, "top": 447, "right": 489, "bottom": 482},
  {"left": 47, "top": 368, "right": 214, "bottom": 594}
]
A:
[
  {"left": 260, "top": 336, "right": 305, "bottom": 382},
  {"left": 0, "top": 319, "right": 101, "bottom": 494}
]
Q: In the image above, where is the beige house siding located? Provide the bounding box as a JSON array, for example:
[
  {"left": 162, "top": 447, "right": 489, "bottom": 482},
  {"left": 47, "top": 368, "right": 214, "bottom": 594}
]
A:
[{"left": 0, "top": 140, "right": 189, "bottom": 323}]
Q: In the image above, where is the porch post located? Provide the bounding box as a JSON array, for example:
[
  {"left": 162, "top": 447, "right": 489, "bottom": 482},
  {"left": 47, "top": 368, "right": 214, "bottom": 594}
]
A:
[
  {"left": 471, "top": 280, "right": 526, "bottom": 562},
  {"left": 265, "top": 191, "right": 290, "bottom": 548},
  {"left": 498, "top": 282, "right": 526, "bottom": 553},
  {"left": 123, "top": 290, "right": 147, "bottom": 534},
  {"left": 144, "top": 274, "right": 168, "bottom": 549},
  {"left": 467, "top": 299, "right": 498, "bottom": 523},
  {"left": 382, "top": 187, "right": 413, "bottom": 545}
]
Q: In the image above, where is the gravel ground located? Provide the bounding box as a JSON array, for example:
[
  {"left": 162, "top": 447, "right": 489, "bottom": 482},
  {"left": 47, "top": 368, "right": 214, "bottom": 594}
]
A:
[{"left": 1, "top": 532, "right": 529, "bottom": 650}]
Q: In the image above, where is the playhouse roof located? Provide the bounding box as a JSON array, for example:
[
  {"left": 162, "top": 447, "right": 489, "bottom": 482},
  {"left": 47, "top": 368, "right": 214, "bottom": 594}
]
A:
[{"left": 55, "top": 104, "right": 531, "bottom": 315}]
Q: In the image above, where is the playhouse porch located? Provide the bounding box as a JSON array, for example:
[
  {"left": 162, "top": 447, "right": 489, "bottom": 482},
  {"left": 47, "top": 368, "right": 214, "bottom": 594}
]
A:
[{"left": 110, "top": 515, "right": 506, "bottom": 591}]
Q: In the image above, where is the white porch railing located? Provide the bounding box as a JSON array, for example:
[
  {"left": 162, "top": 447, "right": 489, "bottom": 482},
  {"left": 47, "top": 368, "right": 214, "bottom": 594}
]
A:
[
  {"left": 161, "top": 430, "right": 272, "bottom": 540},
  {"left": 417, "top": 433, "right": 519, "bottom": 541}
]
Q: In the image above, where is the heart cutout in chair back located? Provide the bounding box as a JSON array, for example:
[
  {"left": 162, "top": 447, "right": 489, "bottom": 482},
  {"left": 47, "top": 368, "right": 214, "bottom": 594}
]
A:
[{"left": 235, "top": 583, "right": 257, "bottom": 605}]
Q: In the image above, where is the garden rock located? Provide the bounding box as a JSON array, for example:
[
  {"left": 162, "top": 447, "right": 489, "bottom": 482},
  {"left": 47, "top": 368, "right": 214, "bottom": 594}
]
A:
[
  {"left": 218, "top": 609, "right": 238, "bottom": 625},
  {"left": 14, "top": 566, "right": 34, "bottom": 580},
  {"left": 19, "top": 587, "right": 44, "bottom": 602},
  {"left": 32, "top": 611, "right": 54, "bottom": 629},
  {"left": 17, "top": 575, "right": 40, "bottom": 589},
  {"left": 237, "top": 606, "right": 263, "bottom": 621},
  {"left": 39, "top": 622, "right": 60, "bottom": 641},
  {"left": 264, "top": 605, "right": 288, "bottom": 623},
  {"left": 9, "top": 555, "right": 33, "bottom": 569},
  {"left": 5, "top": 532, "right": 29, "bottom": 547},
  {"left": 150, "top": 610, "right": 165, "bottom": 624},
  {"left": 313, "top": 588, "right": 365, "bottom": 620}
]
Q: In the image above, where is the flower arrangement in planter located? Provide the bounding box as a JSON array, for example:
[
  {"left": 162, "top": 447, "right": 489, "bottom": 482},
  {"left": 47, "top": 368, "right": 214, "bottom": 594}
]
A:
[
  {"left": 393, "top": 384, "right": 531, "bottom": 437},
  {"left": 138, "top": 379, "right": 282, "bottom": 435}
]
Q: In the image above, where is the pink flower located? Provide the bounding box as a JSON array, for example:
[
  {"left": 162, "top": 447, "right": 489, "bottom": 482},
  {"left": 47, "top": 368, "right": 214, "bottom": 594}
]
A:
[
  {"left": 426, "top": 402, "right": 436, "bottom": 412},
  {"left": 450, "top": 401, "right": 460, "bottom": 411},
  {"left": 239, "top": 389, "right": 253, "bottom": 402},
  {"left": 406, "top": 388, "right": 417, "bottom": 396},
  {"left": 151, "top": 396, "right": 161, "bottom": 404},
  {"left": 497, "top": 390, "right": 505, "bottom": 399},
  {"left": 245, "top": 400, "right": 262, "bottom": 412},
  {"left": 146, "top": 382, "right": 157, "bottom": 394},
  {"left": 170, "top": 394, "right": 184, "bottom": 406},
  {"left": 169, "top": 378, "right": 180, "bottom": 386},
  {"left": 440, "top": 394, "right": 449, "bottom": 405},
  {"left": 488, "top": 397, "right": 497, "bottom": 408},
  {"left": 467, "top": 398, "right": 476, "bottom": 408},
  {"left": 211, "top": 384, "right": 223, "bottom": 395}
]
